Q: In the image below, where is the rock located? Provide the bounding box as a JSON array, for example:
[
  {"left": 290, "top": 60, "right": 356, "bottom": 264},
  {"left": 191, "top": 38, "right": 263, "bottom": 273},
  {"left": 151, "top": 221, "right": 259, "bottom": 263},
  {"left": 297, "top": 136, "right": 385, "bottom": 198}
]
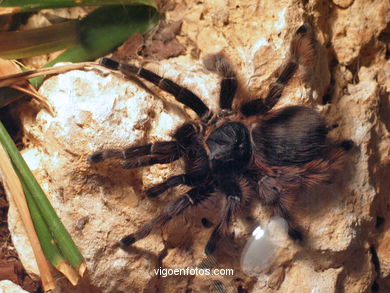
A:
[
  {"left": 332, "top": 0, "right": 354, "bottom": 9},
  {"left": 11, "top": 61, "right": 220, "bottom": 293},
  {"left": 16, "top": 65, "right": 182, "bottom": 292},
  {"left": 6, "top": 0, "right": 389, "bottom": 292},
  {"left": 336, "top": 247, "right": 374, "bottom": 293},
  {"left": 0, "top": 280, "right": 29, "bottom": 293},
  {"left": 330, "top": 0, "right": 389, "bottom": 65},
  {"left": 279, "top": 262, "right": 343, "bottom": 293},
  {"left": 378, "top": 230, "right": 390, "bottom": 278}
]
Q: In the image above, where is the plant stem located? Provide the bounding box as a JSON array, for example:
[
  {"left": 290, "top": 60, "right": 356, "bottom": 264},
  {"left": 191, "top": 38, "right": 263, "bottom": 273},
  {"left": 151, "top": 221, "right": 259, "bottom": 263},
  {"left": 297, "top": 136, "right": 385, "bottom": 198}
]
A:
[{"left": 0, "top": 121, "right": 85, "bottom": 273}]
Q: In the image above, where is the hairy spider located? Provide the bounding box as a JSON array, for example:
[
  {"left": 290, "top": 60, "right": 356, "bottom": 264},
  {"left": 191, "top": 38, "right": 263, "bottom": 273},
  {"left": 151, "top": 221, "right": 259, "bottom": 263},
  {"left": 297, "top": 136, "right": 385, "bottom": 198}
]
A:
[{"left": 89, "top": 24, "right": 352, "bottom": 255}]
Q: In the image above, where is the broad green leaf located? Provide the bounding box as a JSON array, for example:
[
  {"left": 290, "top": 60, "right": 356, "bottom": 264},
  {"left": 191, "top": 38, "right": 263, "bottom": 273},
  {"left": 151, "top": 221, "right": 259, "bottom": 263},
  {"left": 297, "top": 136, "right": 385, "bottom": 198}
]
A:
[
  {"left": 47, "top": 5, "right": 159, "bottom": 65},
  {"left": 0, "top": 21, "right": 79, "bottom": 59},
  {"left": 0, "top": 0, "right": 157, "bottom": 14}
]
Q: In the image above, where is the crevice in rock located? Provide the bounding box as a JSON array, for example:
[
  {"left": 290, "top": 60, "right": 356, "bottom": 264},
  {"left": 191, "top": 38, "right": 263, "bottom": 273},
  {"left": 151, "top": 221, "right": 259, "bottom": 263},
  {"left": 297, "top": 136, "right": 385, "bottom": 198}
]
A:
[
  {"left": 378, "top": 90, "right": 390, "bottom": 133},
  {"left": 375, "top": 216, "right": 385, "bottom": 230},
  {"left": 345, "top": 33, "right": 386, "bottom": 84},
  {"left": 322, "top": 78, "right": 334, "bottom": 104},
  {"left": 345, "top": 62, "right": 360, "bottom": 84},
  {"left": 0, "top": 105, "right": 23, "bottom": 148},
  {"left": 369, "top": 246, "right": 381, "bottom": 293},
  {"left": 154, "top": 246, "right": 168, "bottom": 293},
  {"left": 331, "top": 0, "right": 355, "bottom": 10},
  {"left": 237, "top": 285, "right": 249, "bottom": 293},
  {"left": 378, "top": 22, "right": 390, "bottom": 60}
]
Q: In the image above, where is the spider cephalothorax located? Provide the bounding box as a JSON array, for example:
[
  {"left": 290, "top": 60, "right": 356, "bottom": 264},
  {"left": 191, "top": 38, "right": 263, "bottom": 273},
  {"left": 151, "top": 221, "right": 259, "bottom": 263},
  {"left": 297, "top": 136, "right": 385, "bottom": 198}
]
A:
[{"left": 89, "top": 24, "right": 352, "bottom": 255}]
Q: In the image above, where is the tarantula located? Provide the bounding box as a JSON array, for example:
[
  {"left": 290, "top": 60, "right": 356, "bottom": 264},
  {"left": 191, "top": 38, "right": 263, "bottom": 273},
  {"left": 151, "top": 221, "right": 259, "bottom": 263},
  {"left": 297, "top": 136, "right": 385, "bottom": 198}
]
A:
[{"left": 89, "top": 24, "right": 352, "bottom": 255}]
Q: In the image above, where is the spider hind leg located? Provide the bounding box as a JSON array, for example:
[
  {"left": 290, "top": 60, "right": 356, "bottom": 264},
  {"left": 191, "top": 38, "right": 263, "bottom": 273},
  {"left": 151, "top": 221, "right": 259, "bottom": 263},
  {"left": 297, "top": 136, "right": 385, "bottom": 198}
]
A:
[
  {"left": 275, "top": 202, "right": 303, "bottom": 241},
  {"left": 205, "top": 178, "right": 244, "bottom": 255},
  {"left": 205, "top": 195, "right": 239, "bottom": 255},
  {"left": 257, "top": 175, "right": 303, "bottom": 241}
]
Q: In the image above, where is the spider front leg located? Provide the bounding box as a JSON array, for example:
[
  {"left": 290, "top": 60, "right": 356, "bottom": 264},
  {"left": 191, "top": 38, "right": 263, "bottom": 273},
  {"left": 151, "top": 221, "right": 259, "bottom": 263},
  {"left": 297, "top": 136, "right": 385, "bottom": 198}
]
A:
[
  {"left": 240, "top": 24, "right": 315, "bottom": 117},
  {"left": 203, "top": 52, "right": 238, "bottom": 112},
  {"left": 88, "top": 140, "right": 182, "bottom": 169},
  {"left": 100, "top": 58, "right": 213, "bottom": 122},
  {"left": 120, "top": 185, "right": 214, "bottom": 248},
  {"left": 89, "top": 122, "right": 199, "bottom": 169}
]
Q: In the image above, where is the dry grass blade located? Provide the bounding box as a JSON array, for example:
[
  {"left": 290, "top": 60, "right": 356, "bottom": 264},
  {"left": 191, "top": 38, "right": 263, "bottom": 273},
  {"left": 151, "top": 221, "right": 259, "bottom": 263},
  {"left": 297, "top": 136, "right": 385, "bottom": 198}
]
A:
[
  {"left": 0, "top": 143, "right": 55, "bottom": 292},
  {"left": 0, "top": 61, "right": 97, "bottom": 88},
  {"left": 0, "top": 7, "right": 18, "bottom": 15},
  {"left": 0, "top": 59, "right": 54, "bottom": 113},
  {"left": 0, "top": 20, "right": 79, "bottom": 59},
  {"left": 11, "top": 84, "right": 54, "bottom": 114},
  {"left": 21, "top": 177, "right": 80, "bottom": 286}
]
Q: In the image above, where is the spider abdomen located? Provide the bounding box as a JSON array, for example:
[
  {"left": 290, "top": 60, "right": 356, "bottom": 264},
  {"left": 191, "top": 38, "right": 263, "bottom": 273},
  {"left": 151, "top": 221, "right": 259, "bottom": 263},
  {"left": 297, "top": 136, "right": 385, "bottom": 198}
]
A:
[
  {"left": 206, "top": 122, "right": 251, "bottom": 174},
  {"left": 252, "top": 106, "right": 329, "bottom": 166}
]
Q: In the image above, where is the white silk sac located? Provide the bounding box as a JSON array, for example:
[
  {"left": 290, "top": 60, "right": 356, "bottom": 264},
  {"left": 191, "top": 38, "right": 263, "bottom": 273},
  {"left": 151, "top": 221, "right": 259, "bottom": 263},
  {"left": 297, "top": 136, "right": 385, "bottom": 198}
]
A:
[{"left": 240, "top": 217, "right": 289, "bottom": 276}]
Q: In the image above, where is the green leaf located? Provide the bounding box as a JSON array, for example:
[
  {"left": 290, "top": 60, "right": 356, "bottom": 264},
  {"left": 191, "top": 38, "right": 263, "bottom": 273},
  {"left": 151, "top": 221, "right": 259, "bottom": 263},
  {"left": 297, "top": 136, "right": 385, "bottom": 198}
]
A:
[
  {"left": 0, "top": 0, "right": 157, "bottom": 14},
  {"left": 0, "top": 20, "right": 80, "bottom": 59},
  {"left": 0, "top": 121, "right": 85, "bottom": 272},
  {"left": 1, "top": 4, "right": 159, "bottom": 90},
  {"left": 21, "top": 174, "right": 80, "bottom": 285},
  {"left": 47, "top": 5, "right": 159, "bottom": 65}
]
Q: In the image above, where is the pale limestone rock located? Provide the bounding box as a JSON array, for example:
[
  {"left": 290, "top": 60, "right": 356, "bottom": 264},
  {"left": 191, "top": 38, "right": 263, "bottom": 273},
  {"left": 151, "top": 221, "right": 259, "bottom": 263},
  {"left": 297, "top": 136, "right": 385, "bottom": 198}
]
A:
[
  {"left": 8, "top": 0, "right": 390, "bottom": 292},
  {"left": 279, "top": 262, "right": 342, "bottom": 293},
  {"left": 158, "top": 248, "right": 194, "bottom": 292},
  {"left": 10, "top": 61, "right": 219, "bottom": 292},
  {"left": 330, "top": 0, "right": 389, "bottom": 65},
  {"left": 337, "top": 246, "right": 375, "bottom": 293},
  {"left": 0, "top": 281, "right": 29, "bottom": 293}
]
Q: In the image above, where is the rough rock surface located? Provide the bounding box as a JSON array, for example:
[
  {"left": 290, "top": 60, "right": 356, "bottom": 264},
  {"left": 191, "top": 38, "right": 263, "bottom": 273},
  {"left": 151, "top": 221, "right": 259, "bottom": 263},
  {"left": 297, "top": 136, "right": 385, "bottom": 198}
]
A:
[
  {"left": 0, "top": 280, "right": 29, "bottom": 293},
  {"left": 6, "top": 0, "right": 390, "bottom": 292}
]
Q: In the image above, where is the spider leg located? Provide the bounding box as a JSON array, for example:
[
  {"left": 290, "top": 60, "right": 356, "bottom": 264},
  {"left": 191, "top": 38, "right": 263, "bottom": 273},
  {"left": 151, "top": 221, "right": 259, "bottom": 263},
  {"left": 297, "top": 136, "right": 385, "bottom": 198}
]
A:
[
  {"left": 145, "top": 124, "right": 210, "bottom": 197},
  {"left": 204, "top": 195, "right": 239, "bottom": 255},
  {"left": 257, "top": 146, "right": 348, "bottom": 241},
  {"left": 100, "top": 58, "right": 213, "bottom": 122},
  {"left": 90, "top": 122, "right": 201, "bottom": 167},
  {"left": 274, "top": 200, "right": 303, "bottom": 241},
  {"left": 205, "top": 178, "right": 243, "bottom": 255},
  {"left": 119, "top": 185, "right": 214, "bottom": 248},
  {"left": 145, "top": 174, "right": 187, "bottom": 198},
  {"left": 146, "top": 167, "right": 210, "bottom": 198},
  {"left": 257, "top": 175, "right": 302, "bottom": 240},
  {"left": 240, "top": 24, "right": 315, "bottom": 117},
  {"left": 89, "top": 141, "right": 181, "bottom": 166},
  {"left": 121, "top": 153, "right": 179, "bottom": 169},
  {"left": 203, "top": 53, "right": 238, "bottom": 111}
]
